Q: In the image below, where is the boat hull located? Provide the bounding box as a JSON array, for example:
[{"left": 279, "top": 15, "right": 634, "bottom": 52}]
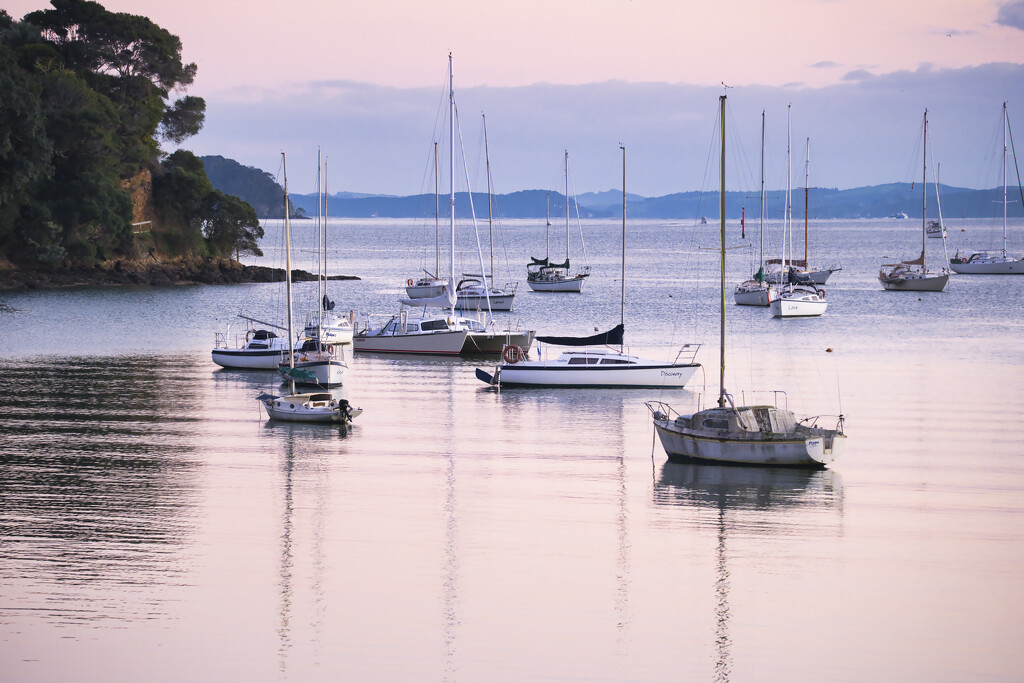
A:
[
  {"left": 406, "top": 284, "right": 447, "bottom": 298},
  {"left": 526, "top": 277, "right": 586, "bottom": 292},
  {"left": 770, "top": 297, "right": 827, "bottom": 318},
  {"left": 653, "top": 419, "right": 845, "bottom": 466},
  {"left": 280, "top": 358, "right": 347, "bottom": 387},
  {"left": 260, "top": 394, "right": 361, "bottom": 423},
  {"left": 733, "top": 284, "right": 773, "bottom": 306},
  {"left": 212, "top": 349, "right": 288, "bottom": 370},
  {"left": 455, "top": 294, "right": 515, "bottom": 311},
  {"left": 353, "top": 330, "right": 469, "bottom": 355},
  {"left": 496, "top": 362, "right": 699, "bottom": 387},
  {"left": 463, "top": 331, "right": 535, "bottom": 355},
  {"left": 949, "top": 259, "right": 1023, "bottom": 274},
  {"left": 880, "top": 273, "right": 949, "bottom": 291}
]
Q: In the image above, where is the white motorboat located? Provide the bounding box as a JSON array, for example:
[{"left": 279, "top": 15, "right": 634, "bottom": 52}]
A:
[
  {"left": 258, "top": 153, "right": 357, "bottom": 424},
  {"left": 735, "top": 111, "right": 775, "bottom": 307},
  {"left": 257, "top": 391, "right": 362, "bottom": 423},
  {"left": 950, "top": 102, "right": 1023, "bottom": 275},
  {"left": 212, "top": 326, "right": 291, "bottom": 370},
  {"left": 647, "top": 96, "right": 846, "bottom": 467},
  {"left": 879, "top": 110, "right": 950, "bottom": 292},
  {"left": 454, "top": 277, "right": 516, "bottom": 311},
  {"left": 478, "top": 146, "right": 699, "bottom": 388},
  {"left": 303, "top": 307, "right": 353, "bottom": 345},
  {"left": 526, "top": 156, "right": 592, "bottom": 293}
]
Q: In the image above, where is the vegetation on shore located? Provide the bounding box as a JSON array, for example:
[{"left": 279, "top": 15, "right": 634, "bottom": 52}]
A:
[{"left": 0, "top": 0, "right": 264, "bottom": 281}]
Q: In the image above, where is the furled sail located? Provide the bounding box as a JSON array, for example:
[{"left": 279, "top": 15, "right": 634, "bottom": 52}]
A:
[{"left": 536, "top": 323, "right": 624, "bottom": 347}]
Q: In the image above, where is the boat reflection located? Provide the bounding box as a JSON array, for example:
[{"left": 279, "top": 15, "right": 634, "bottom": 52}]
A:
[{"left": 654, "top": 462, "right": 843, "bottom": 682}]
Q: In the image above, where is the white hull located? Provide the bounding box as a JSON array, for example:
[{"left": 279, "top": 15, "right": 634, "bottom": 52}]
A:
[
  {"left": 405, "top": 284, "right": 447, "bottom": 298},
  {"left": 259, "top": 393, "right": 361, "bottom": 423},
  {"left": 770, "top": 293, "right": 827, "bottom": 318},
  {"left": 455, "top": 294, "right": 515, "bottom": 311},
  {"left": 282, "top": 357, "right": 347, "bottom": 387},
  {"left": 949, "top": 258, "right": 1023, "bottom": 274},
  {"left": 353, "top": 329, "right": 469, "bottom": 355},
  {"left": 497, "top": 362, "right": 698, "bottom": 387},
  {"left": 526, "top": 277, "right": 586, "bottom": 292},
  {"left": 653, "top": 419, "right": 845, "bottom": 466},
  {"left": 212, "top": 348, "right": 288, "bottom": 370}
]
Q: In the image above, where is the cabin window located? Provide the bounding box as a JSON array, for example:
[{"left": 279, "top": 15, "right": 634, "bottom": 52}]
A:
[
  {"left": 702, "top": 418, "right": 729, "bottom": 430},
  {"left": 600, "top": 358, "right": 629, "bottom": 365},
  {"left": 249, "top": 343, "right": 267, "bottom": 349},
  {"left": 406, "top": 324, "right": 420, "bottom": 332},
  {"left": 383, "top": 320, "right": 397, "bottom": 335},
  {"left": 421, "top": 320, "right": 449, "bottom": 331},
  {"left": 567, "top": 357, "right": 600, "bottom": 365}
]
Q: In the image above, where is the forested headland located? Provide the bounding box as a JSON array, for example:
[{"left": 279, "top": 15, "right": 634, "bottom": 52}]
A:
[{"left": 0, "top": 0, "right": 268, "bottom": 289}]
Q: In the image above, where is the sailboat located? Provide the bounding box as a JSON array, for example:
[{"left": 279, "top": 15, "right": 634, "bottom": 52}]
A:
[
  {"left": 950, "top": 101, "right": 1023, "bottom": 274},
  {"left": 770, "top": 118, "right": 828, "bottom": 318},
  {"left": 405, "top": 143, "right": 450, "bottom": 300},
  {"left": 734, "top": 111, "right": 775, "bottom": 307},
  {"left": 258, "top": 153, "right": 359, "bottom": 424},
  {"left": 476, "top": 145, "right": 701, "bottom": 387},
  {"left": 526, "top": 151, "right": 592, "bottom": 293},
  {"left": 454, "top": 114, "right": 518, "bottom": 311},
  {"left": 212, "top": 323, "right": 291, "bottom": 370},
  {"left": 879, "top": 110, "right": 951, "bottom": 292},
  {"left": 353, "top": 55, "right": 534, "bottom": 356},
  {"left": 646, "top": 96, "right": 846, "bottom": 467},
  {"left": 302, "top": 153, "right": 353, "bottom": 344}
]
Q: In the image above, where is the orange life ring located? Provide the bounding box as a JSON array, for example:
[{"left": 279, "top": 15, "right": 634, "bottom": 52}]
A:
[
  {"left": 817, "top": 288, "right": 826, "bottom": 299},
  {"left": 407, "top": 278, "right": 414, "bottom": 286},
  {"left": 502, "top": 345, "right": 524, "bottom": 364}
]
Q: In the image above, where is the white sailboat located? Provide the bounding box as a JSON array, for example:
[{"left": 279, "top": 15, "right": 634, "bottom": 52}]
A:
[
  {"left": 770, "top": 116, "right": 828, "bottom": 318},
  {"left": 734, "top": 111, "right": 775, "bottom": 307},
  {"left": 213, "top": 323, "right": 291, "bottom": 370},
  {"left": 354, "top": 55, "right": 534, "bottom": 356},
  {"left": 258, "top": 153, "right": 359, "bottom": 424},
  {"left": 526, "top": 152, "right": 592, "bottom": 293},
  {"left": 647, "top": 95, "right": 846, "bottom": 467},
  {"left": 302, "top": 153, "right": 353, "bottom": 344},
  {"left": 950, "top": 101, "right": 1023, "bottom": 274},
  {"left": 455, "top": 114, "right": 519, "bottom": 311},
  {"left": 879, "top": 110, "right": 950, "bottom": 292},
  {"left": 405, "top": 143, "right": 450, "bottom": 300},
  {"left": 477, "top": 145, "right": 701, "bottom": 388}
]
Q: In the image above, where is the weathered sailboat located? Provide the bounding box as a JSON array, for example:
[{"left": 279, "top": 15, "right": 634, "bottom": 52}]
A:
[{"left": 647, "top": 96, "right": 846, "bottom": 467}]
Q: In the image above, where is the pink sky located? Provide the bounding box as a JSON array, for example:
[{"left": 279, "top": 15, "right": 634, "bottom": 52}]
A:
[{"left": 6, "top": 0, "right": 1023, "bottom": 92}]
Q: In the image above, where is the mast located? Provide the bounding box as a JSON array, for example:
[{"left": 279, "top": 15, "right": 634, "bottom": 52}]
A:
[
  {"left": 565, "top": 150, "right": 570, "bottom": 265},
  {"left": 483, "top": 113, "right": 494, "bottom": 286},
  {"left": 922, "top": 110, "right": 928, "bottom": 266},
  {"left": 282, "top": 153, "right": 295, "bottom": 392},
  {"left": 783, "top": 105, "right": 791, "bottom": 288},
  {"left": 1003, "top": 101, "right": 1008, "bottom": 258},
  {"left": 315, "top": 149, "right": 322, "bottom": 311},
  {"left": 323, "top": 156, "right": 329, "bottom": 311},
  {"left": 759, "top": 111, "right": 765, "bottom": 271},
  {"left": 545, "top": 193, "right": 550, "bottom": 259},
  {"left": 804, "top": 138, "right": 810, "bottom": 266},
  {"left": 620, "top": 144, "right": 626, "bottom": 353},
  {"left": 448, "top": 53, "right": 455, "bottom": 304},
  {"left": 434, "top": 142, "right": 439, "bottom": 277},
  {"left": 718, "top": 95, "right": 726, "bottom": 408}
]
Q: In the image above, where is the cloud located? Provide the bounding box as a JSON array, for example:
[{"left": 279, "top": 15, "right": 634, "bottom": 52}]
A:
[
  {"left": 186, "top": 62, "right": 1024, "bottom": 196},
  {"left": 996, "top": 0, "right": 1024, "bottom": 30},
  {"left": 811, "top": 61, "right": 840, "bottom": 69}
]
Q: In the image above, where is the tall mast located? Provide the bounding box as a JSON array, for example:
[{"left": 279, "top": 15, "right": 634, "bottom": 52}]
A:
[
  {"left": 316, "top": 148, "right": 322, "bottom": 308},
  {"left": 718, "top": 95, "right": 726, "bottom": 408},
  {"left": 282, "top": 153, "right": 295, "bottom": 392},
  {"left": 323, "top": 156, "right": 329, "bottom": 307},
  {"left": 785, "top": 105, "right": 792, "bottom": 278},
  {"left": 434, "top": 142, "right": 439, "bottom": 277},
  {"left": 804, "top": 137, "right": 810, "bottom": 266},
  {"left": 1003, "top": 101, "right": 1008, "bottom": 258},
  {"left": 564, "top": 150, "right": 570, "bottom": 265},
  {"left": 545, "top": 193, "right": 550, "bottom": 259},
  {"left": 448, "top": 53, "right": 455, "bottom": 301},
  {"left": 922, "top": 110, "right": 928, "bottom": 266},
  {"left": 620, "top": 144, "right": 626, "bottom": 353},
  {"left": 483, "top": 113, "right": 493, "bottom": 286},
  {"left": 759, "top": 111, "right": 765, "bottom": 270}
]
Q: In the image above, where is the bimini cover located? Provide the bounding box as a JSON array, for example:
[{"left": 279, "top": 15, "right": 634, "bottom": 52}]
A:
[
  {"left": 529, "top": 257, "right": 570, "bottom": 269},
  {"left": 536, "top": 323, "right": 624, "bottom": 347}
]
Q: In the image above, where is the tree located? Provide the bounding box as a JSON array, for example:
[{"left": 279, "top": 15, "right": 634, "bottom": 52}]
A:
[
  {"left": 202, "top": 191, "right": 264, "bottom": 259},
  {"left": 159, "top": 95, "right": 205, "bottom": 144}
]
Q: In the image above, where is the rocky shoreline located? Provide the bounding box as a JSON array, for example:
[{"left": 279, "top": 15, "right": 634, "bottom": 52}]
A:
[{"left": 0, "top": 257, "right": 360, "bottom": 291}]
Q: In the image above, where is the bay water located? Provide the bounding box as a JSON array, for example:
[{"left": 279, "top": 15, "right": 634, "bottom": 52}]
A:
[{"left": 1, "top": 216, "right": 1022, "bottom": 681}]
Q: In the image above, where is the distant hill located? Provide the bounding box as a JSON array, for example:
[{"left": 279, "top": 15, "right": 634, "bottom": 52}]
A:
[
  {"left": 200, "top": 155, "right": 301, "bottom": 218},
  {"left": 204, "top": 156, "right": 1023, "bottom": 220}
]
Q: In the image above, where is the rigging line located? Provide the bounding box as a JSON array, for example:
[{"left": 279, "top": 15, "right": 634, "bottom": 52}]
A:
[
  {"left": 1006, "top": 108, "right": 1024, "bottom": 211},
  {"left": 566, "top": 156, "right": 590, "bottom": 266},
  {"left": 453, "top": 99, "right": 493, "bottom": 319}
]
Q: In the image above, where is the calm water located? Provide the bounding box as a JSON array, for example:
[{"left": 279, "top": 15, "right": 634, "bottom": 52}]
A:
[{"left": 2, "top": 217, "right": 1023, "bottom": 681}]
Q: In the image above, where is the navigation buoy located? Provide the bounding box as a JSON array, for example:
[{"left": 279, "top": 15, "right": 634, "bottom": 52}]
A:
[{"left": 826, "top": 347, "right": 833, "bottom": 352}]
